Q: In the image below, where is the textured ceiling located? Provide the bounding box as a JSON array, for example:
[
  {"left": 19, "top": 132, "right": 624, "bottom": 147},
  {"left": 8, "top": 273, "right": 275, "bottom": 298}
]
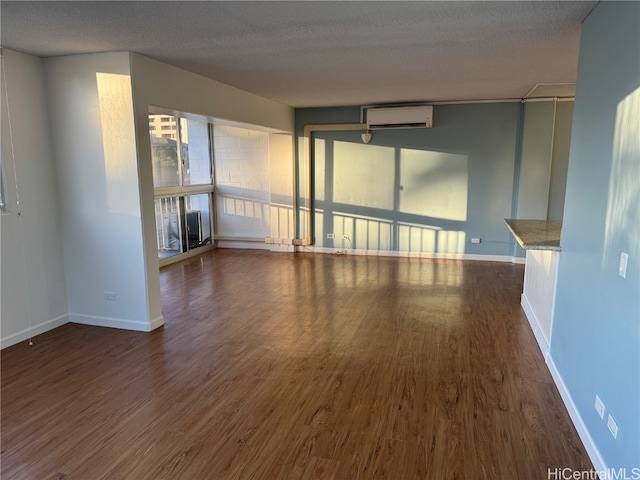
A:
[{"left": 0, "top": 1, "right": 597, "bottom": 108}]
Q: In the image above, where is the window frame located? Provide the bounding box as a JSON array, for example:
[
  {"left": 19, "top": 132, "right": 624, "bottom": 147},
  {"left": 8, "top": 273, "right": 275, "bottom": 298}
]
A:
[{"left": 149, "top": 107, "right": 216, "bottom": 266}]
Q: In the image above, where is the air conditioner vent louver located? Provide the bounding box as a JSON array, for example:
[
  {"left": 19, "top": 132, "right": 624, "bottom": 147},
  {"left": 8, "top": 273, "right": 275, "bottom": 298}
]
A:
[{"left": 366, "top": 106, "right": 433, "bottom": 130}]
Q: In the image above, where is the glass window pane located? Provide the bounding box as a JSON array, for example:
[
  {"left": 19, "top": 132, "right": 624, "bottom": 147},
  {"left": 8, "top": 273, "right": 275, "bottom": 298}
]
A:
[
  {"left": 180, "top": 118, "right": 212, "bottom": 185},
  {"left": 149, "top": 114, "right": 180, "bottom": 188},
  {"left": 155, "top": 197, "right": 185, "bottom": 260},
  {"left": 184, "top": 193, "right": 211, "bottom": 250}
]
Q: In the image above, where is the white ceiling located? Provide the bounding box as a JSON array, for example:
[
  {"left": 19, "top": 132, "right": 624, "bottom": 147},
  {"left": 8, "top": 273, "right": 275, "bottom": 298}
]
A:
[{"left": 0, "top": 1, "right": 597, "bottom": 108}]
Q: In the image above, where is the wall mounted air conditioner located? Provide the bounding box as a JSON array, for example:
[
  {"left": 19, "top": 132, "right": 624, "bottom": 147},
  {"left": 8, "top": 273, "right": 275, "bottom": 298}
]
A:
[{"left": 366, "top": 105, "right": 433, "bottom": 129}]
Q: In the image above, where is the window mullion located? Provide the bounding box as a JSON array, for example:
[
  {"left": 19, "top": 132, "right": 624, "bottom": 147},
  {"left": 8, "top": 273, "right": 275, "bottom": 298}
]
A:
[
  {"left": 176, "top": 116, "right": 184, "bottom": 187},
  {"left": 208, "top": 123, "right": 216, "bottom": 188}
]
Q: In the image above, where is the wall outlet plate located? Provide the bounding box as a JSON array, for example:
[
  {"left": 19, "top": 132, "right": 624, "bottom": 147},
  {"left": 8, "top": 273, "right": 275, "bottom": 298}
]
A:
[
  {"left": 619, "top": 252, "right": 628, "bottom": 278},
  {"left": 471, "top": 237, "right": 481, "bottom": 244},
  {"left": 327, "top": 233, "right": 335, "bottom": 239},
  {"left": 104, "top": 291, "right": 116, "bottom": 301},
  {"left": 594, "top": 394, "right": 605, "bottom": 419},
  {"left": 607, "top": 414, "right": 618, "bottom": 439}
]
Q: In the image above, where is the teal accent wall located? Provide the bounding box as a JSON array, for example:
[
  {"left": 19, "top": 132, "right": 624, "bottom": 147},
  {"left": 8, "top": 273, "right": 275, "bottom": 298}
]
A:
[
  {"left": 551, "top": 1, "right": 640, "bottom": 470},
  {"left": 296, "top": 100, "right": 573, "bottom": 258},
  {"left": 296, "top": 103, "right": 522, "bottom": 256}
]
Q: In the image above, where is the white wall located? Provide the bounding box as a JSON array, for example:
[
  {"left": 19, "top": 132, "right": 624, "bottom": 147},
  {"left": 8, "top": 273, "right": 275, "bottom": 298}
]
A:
[
  {"left": 1, "top": 49, "right": 68, "bottom": 348},
  {"left": 45, "top": 52, "right": 159, "bottom": 331},
  {"left": 2, "top": 50, "right": 295, "bottom": 344},
  {"left": 214, "top": 125, "right": 271, "bottom": 240},
  {"left": 213, "top": 127, "right": 295, "bottom": 251},
  {"left": 129, "top": 53, "right": 294, "bottom": 321},
  {"left": 130, "top": 54, "right": 294, "bottom": 133},
  {"left": 269, "top": 133, "right": 295, "bottom": 243}
]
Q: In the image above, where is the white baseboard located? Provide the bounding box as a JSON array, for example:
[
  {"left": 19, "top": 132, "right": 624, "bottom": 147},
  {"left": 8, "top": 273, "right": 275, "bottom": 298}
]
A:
[
  {"left": 1, "top": 312, "right": 164, "bottom": 349},
  {"left": 70, "top": 313, "right": 163, "bottom": 332},
  {"left": 296, "top": 246, "right": 520, "bottom": 263},
  {"left": 546, "top": 355, "right": 608, "bottom": 476},
  {"left": 521, "top": 293, "right": 550, "bottom": 359},
  {"left": 217, "top": 240, "right": 271, "bottom": 251},
  {"left": 1, "top": 314, "right": 69, "bottom": 349},
  {"left": 269, "top": 244, "right": 296, "bottom": 253},
  {"left": 149, "top": 315, "right": 165, "bottom": 331}
]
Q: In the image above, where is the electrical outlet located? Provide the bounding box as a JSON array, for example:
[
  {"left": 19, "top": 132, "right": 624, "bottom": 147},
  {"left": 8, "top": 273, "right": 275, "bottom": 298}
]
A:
[
  {"left": 327, "top": 233, "right": 335, "bottom": 239},
  {"left": 607, "top": 414, "right": 618, "bottom": 439},
  {"left": 619, "top": 252, "right": 628, "bottom": 278},
  {"left": 104, "top": 291, "right": 116, "bottom": 301},
  {"left": 471, "top": 237, "right": 481, "bottom": 244},
  {"left": 342, "top": 235, "right": 350, "bottom": 240},
  {"left": 594, "top": 394, "right": 605, "bottom": 419}
]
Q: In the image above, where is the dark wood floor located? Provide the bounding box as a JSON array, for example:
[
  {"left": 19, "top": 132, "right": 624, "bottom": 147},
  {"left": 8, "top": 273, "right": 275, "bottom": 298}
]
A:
[{"left": 2, "top": 249, "right": 592, "bottom": 479}]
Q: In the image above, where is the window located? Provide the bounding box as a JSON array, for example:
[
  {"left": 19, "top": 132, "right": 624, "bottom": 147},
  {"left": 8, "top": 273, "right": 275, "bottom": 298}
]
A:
[
  {"left": 180, "top": 117, "right": 212, "bottom": 186},
  {"left": 150, "top": 115, "right": 212, "bottom": 189},
  {"left": 149, "top": 112, "right": 214, "bottom": 265},
  {"left": 154, "top": 193, "right": 212, "bottom": 261},
  {"left": 150, "top": 116, "right": 179, "bottom": 188}
]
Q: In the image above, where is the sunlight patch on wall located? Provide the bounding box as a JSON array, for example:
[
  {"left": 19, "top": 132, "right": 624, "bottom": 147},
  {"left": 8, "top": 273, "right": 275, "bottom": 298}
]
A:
[
  {"left": 269, "top": 133, "right": 294, "bottom": 239},
  {"left": 333, "top": 142, "right": 395, "bottom": 210},
  {"left": 96, "top": 73, "right": 138, "bottom": 216},
  {"left": 222, "top": 195, "right": 268, "bottom": 220},
  {"left": 604, "top": 86, "right": 640, "bottom": 267},
  {"left": 270, "top": 203, "right": 294, "bottom": 240},
  {"left": 332, "top": 211, "right": 393, "bottom": 251},
  {"left": 269, "top": 133, "right": 293, "bottom": 198},
  {"left": 397, "top": 222, "right": 466, "bottom": 254},
  {"left": 437, "top": 230, "right": 467, "bottom": 254},
  {"left": 214, "top": 125, "right": 271, "bottom": 238},
  {"left": 399, "top": 148, "right": 468, "bottom": 221}
]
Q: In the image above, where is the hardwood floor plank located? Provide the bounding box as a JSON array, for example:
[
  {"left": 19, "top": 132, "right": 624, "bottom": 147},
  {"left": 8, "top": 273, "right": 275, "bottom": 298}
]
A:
[{"left": 1, "top": 250, "right": 593, "bottom": 479}]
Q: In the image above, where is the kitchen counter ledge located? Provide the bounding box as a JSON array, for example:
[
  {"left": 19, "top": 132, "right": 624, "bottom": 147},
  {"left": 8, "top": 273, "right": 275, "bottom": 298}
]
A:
[{"left": 504, "top": 219, "right": 561, "bottom": 251}]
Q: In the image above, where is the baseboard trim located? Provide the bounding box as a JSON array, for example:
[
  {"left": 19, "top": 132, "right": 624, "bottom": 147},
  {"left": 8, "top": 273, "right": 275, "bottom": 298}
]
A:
[
  {"left": 270, "top": 245, "right": 296, "bottom": 253},
  {"left": 296, "top": 246, "right": 520, "bottom": 263},
  {"left": 1, "top": 314, "right": 69, "bottom": 349},
  {"left": 546, "top": 355, "right": 608, "bottom": 476},
  {"left": 70, "top": 313, "right": 161, "bottom": 332},
  {"left": 217, "top": 240, "right": 271, "bottom": 251},
  {"left": 149, "top": 315, "right": 165, "bottom": 331},
  {"left": 521, "top": 293, "right": 550, "bottom": 359}
]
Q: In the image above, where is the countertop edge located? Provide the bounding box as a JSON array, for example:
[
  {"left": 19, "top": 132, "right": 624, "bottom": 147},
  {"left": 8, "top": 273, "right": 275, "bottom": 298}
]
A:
[{"left": 504, "top": 219, "right": 562, "bottom": 251}]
